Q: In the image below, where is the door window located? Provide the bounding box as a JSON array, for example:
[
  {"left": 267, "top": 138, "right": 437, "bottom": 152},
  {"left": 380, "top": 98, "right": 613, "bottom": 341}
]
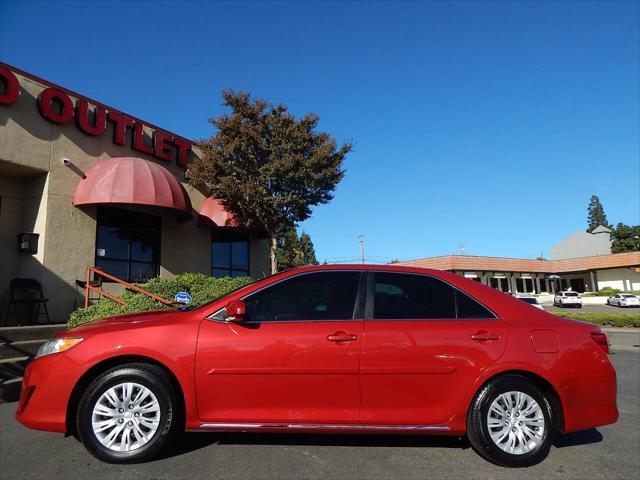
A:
[
  {"left": 244, "top": 271, "right": 361, "bottom": 322},
  {"left": 373, "top": 272, "right": 495, "bottom": 320},
  {"left": 373, "top": 272, "right": 456, "bottom": 319}
]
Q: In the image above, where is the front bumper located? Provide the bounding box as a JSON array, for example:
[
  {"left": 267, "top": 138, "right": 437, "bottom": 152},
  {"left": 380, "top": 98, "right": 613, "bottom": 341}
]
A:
[{"left": 15, "top": 353, "right": 83, "bottom": 433}]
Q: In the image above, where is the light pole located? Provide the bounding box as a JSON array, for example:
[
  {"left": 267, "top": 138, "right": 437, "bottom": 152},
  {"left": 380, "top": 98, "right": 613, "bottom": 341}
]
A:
[{"left": 358, "top": 235, "right": 365, "bottom": 264}]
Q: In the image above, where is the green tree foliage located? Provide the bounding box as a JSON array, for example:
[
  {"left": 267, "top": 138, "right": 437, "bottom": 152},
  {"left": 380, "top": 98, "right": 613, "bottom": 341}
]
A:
[
  {"left": 611, "top": 223, "right": 640, "bottom": 253},
  {"left": 587, "top": 195, "right": 612, "bottom": 232},
  {"left": 68, "top": 273, "right": 252, "bottom": 328},
  {"left": 276, "top": 228, "right": 318, "bottom": 271},
  {"left": 299, "top": 231, "right": 318, "bottom": 265},
  {"left": 188, "top": 90, "right": 352, "bottom": 273}
]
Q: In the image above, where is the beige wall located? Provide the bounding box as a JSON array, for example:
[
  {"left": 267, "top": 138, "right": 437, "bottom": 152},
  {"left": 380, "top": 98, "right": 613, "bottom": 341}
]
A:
[
  {"left": 597, "top": 268, "right": 640, "bottom": 291},
  {"left": 0, "top": 69, "right": 270, "bottom": 324}
]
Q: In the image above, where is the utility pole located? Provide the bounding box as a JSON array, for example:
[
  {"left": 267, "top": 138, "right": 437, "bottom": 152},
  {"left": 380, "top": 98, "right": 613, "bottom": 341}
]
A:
[
  {"left": 458, "top": 241, "right": 466, "bottom": 256},
  {"left": 358, "top": 235, "right": 365, "bottom": 264}
]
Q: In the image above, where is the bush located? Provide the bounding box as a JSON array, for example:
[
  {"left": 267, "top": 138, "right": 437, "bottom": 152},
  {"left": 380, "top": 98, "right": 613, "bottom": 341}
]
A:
[
  {"left": 68, "top": 273, "right": 253, "bottom": 328},
  {"left": 552, "top": 312, "right": 640, "bottom": 327}
]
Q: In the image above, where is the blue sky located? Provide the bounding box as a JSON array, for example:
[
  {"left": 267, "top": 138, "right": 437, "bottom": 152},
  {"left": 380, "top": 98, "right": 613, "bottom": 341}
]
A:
[{"left": 1, "top": 0, "right": 638, "bottom": 263}]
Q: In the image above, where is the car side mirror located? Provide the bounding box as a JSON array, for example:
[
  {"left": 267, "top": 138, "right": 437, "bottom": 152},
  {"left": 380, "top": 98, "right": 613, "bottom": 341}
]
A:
[{"left": 224, "top": 300, "right": 246, "bottom": 323}]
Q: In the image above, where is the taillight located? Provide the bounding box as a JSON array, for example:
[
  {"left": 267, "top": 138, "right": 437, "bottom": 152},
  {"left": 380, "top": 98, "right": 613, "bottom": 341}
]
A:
[{"left": 591, "top": 332, "right": 610, "bottom": 354}]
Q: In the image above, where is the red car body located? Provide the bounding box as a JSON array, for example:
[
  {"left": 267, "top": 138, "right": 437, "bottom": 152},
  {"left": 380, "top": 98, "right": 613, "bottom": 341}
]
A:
[{"left": 17, "top": 264, "right": 618, "bottom": 439}]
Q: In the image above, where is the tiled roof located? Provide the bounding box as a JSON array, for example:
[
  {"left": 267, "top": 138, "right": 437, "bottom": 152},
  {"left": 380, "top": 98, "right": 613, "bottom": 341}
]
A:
[{"left": 395, "top": 251, "right": 640, "bottom": 273}]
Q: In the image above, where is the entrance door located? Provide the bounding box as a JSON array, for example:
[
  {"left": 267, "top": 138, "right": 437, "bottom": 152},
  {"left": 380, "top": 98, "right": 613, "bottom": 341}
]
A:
[
  {"left": 360, "top": 272, "right": 508, "bottom": 426},
  {"left": 195, "top": 271, "right": 364, "bottom": 425}
]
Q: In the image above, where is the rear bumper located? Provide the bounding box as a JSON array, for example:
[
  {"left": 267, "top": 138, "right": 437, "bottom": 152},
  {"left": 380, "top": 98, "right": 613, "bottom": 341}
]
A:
[
  {"left": 15, "top": 353, "right": 82, "bottom": 433},
  {"left": 561, "top": 354, "right": 619, "bottom": 433}
]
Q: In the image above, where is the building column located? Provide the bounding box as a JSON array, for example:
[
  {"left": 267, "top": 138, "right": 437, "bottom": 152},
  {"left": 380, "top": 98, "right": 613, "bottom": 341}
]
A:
[
  {"left": 589, "top": 270, "right": 597, "bottom": 292},
  {"left": 510, "top": 274, "right": 517, "bottom": 293},
  {"left": 535, "top": 276, "right": 541, "bottom": 294}
]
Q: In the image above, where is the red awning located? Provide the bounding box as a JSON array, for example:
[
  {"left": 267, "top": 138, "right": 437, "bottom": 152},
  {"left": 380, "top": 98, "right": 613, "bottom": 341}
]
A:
[
  {"left": 198, "top": 197, "right": 239, "bottom": 227},
  {"left": 72, "top": 157, "right": 192, "bottom": 217}
]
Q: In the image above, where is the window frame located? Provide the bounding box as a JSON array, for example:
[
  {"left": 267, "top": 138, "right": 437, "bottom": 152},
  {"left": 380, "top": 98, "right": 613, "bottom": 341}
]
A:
[
  {"left": 94, "top": 206, "right": 161, "bottom": 283},
  {"left": 208, "top": 270, "right": 367, "bottom": 324},
  {"left": 364, "top": 271, "right": 498, "bottom": 321}
]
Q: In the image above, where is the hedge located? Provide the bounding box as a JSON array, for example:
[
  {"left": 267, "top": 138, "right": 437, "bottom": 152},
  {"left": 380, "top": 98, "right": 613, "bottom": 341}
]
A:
[
  {"left": 552, "top": 312, "right": 640, "bottom": 327},
  {"left": 68, "top": 273, "right": 253, "bottom": 328}
]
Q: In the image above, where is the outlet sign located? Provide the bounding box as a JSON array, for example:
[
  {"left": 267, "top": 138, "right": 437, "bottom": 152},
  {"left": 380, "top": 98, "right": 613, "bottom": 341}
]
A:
[{"left": 0, "top": 64, "right": 193, "bottom": 167}]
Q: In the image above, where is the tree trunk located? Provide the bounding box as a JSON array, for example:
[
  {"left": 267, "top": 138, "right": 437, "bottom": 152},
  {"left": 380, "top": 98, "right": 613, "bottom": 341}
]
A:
[{"left": 270, "top": 237, "right": 278, "bottom": 275}]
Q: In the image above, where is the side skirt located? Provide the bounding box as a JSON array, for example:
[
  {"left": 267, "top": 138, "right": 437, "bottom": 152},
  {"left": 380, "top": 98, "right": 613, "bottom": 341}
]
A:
[{"left": 192, "top": 423, "right": 450, "bottom": 432}]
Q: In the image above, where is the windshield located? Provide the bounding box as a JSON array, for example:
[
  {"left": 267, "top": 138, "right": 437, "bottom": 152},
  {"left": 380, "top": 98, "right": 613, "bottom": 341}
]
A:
[{"left": 519, "top": 297, "right": 539, "bottom": 305}]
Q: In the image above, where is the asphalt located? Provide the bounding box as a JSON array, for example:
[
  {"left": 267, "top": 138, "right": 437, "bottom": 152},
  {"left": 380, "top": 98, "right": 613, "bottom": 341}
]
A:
[{"left": 1, "top": 350, "right": 638, "bottom": 480}]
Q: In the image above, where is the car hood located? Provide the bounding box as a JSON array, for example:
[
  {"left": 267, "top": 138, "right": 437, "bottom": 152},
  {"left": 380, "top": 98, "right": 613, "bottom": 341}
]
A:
[{"left": 63, "top": 309, "right": 181, "bottom": 337}]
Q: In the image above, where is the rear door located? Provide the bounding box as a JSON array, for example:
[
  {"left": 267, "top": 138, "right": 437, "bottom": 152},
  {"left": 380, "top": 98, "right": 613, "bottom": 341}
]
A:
[
  {"left": 360, "top": 271, "right": 508, "bottom": 426},
  {"left": 195, "top": 270, "right": 365, "bottom": 425}
]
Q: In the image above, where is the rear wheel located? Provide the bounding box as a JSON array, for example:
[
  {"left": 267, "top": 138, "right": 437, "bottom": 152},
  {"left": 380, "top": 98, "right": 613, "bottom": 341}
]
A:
[
  {"left": 76, "top": 363, "right": 181, "bottom": 463},
  {"left": 467, "top": 375, "right": 555, "bottom": 467}
]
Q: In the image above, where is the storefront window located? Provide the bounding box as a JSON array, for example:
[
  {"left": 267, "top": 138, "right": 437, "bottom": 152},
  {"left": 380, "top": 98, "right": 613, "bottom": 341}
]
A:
[
  {"left": 95, "top": 207, "right": 160, "bottom": 282},
  {"left": 212, "top": 230, "right": 249, "bottom": 278}
]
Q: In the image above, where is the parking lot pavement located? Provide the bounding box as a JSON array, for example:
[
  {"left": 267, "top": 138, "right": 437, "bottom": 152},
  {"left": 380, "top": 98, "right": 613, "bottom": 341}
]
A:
[
  {"left": 543, "top": 303, "right": 640, "bottom": 314},
  {"left": 1, "top": 351, "right": 638, "bottom": 480}
]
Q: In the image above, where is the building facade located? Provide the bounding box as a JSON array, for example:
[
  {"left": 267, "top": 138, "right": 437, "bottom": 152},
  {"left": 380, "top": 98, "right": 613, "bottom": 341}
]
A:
[
  {"left": 395, "top": 252, "right": 640, "bottom": 294},
  {"left": 0, "top": 63, "right": 271, "bottom": 324},
  {"left": 550, "top": 225, "right": 612, "bottom": 260}
]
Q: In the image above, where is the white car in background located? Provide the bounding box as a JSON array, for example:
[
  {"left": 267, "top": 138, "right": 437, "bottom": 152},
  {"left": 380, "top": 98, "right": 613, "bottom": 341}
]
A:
[
  {"left": 607, "top": 293, "right": 640, "bottom": 308},
  {"left": 553, "top": 291, "right": 582, "bottom": 308},
  {"left": 512, "top": 294, "right": 544, "bottom": 310}
]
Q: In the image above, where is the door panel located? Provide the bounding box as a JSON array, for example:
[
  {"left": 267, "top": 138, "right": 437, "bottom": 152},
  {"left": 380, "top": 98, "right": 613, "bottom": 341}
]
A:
[
  {"left": 195, "top": 320, "right": 362, "bottom": 423},
  {"left": 195, "top": 270, "right": 365, "bottom": 424},
  {"left": 360, "top": 319, "right": 507, "bottom": 425},
  {"left": 360, "top": 271, "right": 507, "bottom": 425}
]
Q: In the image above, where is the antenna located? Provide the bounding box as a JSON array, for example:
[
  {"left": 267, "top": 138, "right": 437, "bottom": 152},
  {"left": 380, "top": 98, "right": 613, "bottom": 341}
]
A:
[
  {"left": 358, "top": 235, "right": 365, "bottom": 264},
  {"left": 458, "top": 241, "right": 466, "bottom": 256}
]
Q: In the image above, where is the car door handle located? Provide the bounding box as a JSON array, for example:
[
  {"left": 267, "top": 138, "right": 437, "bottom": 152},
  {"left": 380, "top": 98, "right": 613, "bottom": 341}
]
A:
[
  {"left": 470, "top": 331, "right": 500, "bottom": 342},
  {"left": 327, "top": 332, "right": 358, "bottom": 342}
]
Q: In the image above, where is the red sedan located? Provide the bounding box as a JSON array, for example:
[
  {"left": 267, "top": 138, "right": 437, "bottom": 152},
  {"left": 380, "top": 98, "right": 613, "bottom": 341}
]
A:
[{"left": 16, "top": 265, "right": 618, "bottom": 467}]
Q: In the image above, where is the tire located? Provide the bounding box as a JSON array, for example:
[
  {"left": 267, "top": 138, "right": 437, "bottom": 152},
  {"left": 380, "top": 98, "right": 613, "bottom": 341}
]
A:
[
  {"left": 467, "top": 375, "right": 555, "bottom": 467},
  {"left": 76, "top": 363, "right": 181, "bottom": 463}
]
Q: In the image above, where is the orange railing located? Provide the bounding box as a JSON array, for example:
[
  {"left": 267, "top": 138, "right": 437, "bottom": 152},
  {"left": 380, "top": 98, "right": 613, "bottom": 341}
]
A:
[{"left": 84, "top": 266, "right": 175, "bottom": 308}]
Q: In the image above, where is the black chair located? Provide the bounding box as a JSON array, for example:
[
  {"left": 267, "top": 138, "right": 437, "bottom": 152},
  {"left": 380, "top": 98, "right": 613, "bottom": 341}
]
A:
[
  {"left": 5, "top": 278, "right": 50, "bottom": 326},
  {"left": 74, "top": 276, "right": 103, "bottom": 309}
]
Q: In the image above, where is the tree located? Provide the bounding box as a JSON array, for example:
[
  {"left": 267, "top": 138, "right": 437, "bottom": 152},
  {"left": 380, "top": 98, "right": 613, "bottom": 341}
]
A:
[
  {"left": 276, "top": 226, "right": 303, "bottom": 271},
  {"left": 611, "top": 223, "right": 640, "bottom": 253},
  {"left": 587, "top": 195, "right": 612, "bottom": 232},
  {"left": 189, "top": 90, "right": 351, "bottom": 273},
  {"left": 298, "top": 231, "right": 318, "bottom": 265}
]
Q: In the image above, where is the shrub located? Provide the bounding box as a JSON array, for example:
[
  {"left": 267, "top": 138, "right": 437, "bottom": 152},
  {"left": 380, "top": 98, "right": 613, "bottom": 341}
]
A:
[
  {"left": 552, "top": 312, "right": 640, "bottom": 327},
  {"left": 68, "top": 273, "right": 253, "bottom": 328}
]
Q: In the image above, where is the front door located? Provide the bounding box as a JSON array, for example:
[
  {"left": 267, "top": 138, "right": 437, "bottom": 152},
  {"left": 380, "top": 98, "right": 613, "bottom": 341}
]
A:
[
  {"left": 360, "top": 272, "right": 508, "bottom": 426},
  {"left": 195, "top": 271, "right": 364, "bottom": 425}
]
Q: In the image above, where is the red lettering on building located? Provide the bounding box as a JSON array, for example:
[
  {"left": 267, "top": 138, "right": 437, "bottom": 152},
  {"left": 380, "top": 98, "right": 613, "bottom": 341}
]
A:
[
  {"left": 172, "top": 137, "right": 193, "bottom": 167},
  {"left": 132, "top": 122, "right": 154, "bottom": 155},
  {"left": 0, "top": 66, "right": 21, "bottom": 105},
  {"left": 153, "top": 131, "right": 174, "bottom": 161},
  {"left": 1, "top": 64, "right": 193, "bottom": 166},
  {"left": 107, "top": 111, "right": 133, "bottom": 145},
  {"left": 37, "top": 88, "right": 74, "bottom": 124},
  {"left": 76, "top": 99, "right": 107, "bottom": 136}
]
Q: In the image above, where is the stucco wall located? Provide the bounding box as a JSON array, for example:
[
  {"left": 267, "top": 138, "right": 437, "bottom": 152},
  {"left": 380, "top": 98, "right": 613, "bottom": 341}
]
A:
[
  {"left": 0, "top": 68, "right": 270, "bottom": 323},
  {"left": 596, "top": 268, "right": 640, "bottom": 291}
]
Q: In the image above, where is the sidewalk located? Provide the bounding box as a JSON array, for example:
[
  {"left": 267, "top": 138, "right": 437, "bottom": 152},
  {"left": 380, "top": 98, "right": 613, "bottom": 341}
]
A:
[{"left": 602, "top": 327, "right": 640, "bottom": 351}]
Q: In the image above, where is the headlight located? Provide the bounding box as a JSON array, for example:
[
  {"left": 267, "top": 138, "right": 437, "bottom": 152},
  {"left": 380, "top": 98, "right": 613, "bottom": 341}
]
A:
[{"left": 35, "top": 338, "right": 83, "bottom": 359}]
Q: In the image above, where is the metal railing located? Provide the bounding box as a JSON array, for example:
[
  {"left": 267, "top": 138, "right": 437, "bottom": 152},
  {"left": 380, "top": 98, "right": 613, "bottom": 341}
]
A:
[{"left": 84, "top": 267, "right": 174, "bottom": 308}]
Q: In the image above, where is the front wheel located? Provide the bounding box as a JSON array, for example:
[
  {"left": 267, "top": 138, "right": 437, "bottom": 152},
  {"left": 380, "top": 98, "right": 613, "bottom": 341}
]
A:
[
  {"left": 76, "top": 363, "right": 181, "bottom": 463},
  {"left": 467, "top": 375, "right": 555, "bottom": 467}
]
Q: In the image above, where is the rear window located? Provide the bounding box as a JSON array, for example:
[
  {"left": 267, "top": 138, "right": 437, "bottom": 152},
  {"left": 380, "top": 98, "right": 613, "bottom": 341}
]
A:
[{"left": 564, "top": 292, "right": 579, "bottom": 297}]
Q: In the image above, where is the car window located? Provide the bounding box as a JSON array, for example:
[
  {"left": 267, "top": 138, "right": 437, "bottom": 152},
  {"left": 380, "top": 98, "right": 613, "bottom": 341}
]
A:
[
  {"left": 518, "top": 297, "right": 539, "bottom": 305},
  {"left": 622, "top": 294, "right": 635, "bottom": 298},
  {"left": 373, "top": 272, "right": 456, "bottom": 319},
  {"left": 565, "top": 292, "right": 579, "bottom": 297},
  {"left": 243, "top": 271, "right": 361, "bottom": 322},
  {"left": 457, "top": 290, "right": 496, "bottom": 318}
]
